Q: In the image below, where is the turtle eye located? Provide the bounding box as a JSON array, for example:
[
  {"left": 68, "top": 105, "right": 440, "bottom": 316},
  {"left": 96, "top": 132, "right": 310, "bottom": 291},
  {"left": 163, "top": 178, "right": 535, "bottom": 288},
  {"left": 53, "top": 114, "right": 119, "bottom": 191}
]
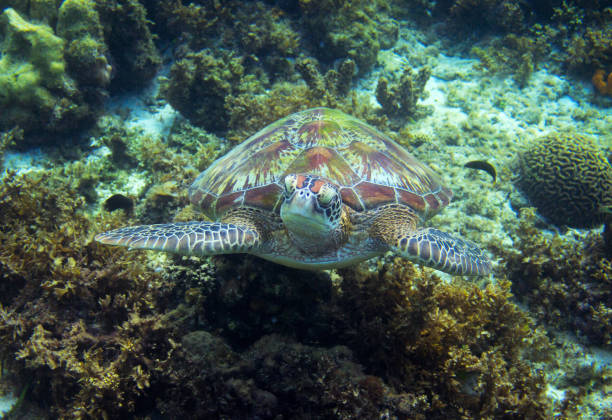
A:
[
  {"left": 284, "top": 174, "right": 297, "bottom": 197},
  {"left": 317, "top": 184, "right": 337, "bottom": 207}
]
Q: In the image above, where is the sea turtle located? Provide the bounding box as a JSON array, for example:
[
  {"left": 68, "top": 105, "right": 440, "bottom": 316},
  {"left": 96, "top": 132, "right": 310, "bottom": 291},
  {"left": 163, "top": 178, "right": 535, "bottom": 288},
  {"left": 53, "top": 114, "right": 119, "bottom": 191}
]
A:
[{"left": 96, "top": 108, "right": 490, "bottom": 276}]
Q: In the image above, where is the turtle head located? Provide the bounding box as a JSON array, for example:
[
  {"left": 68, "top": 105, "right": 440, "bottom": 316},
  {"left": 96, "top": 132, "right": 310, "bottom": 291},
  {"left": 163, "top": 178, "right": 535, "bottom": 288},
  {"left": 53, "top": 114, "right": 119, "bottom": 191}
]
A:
[{"left": 280, "top": 174, "right": 346, "bottom": 252}]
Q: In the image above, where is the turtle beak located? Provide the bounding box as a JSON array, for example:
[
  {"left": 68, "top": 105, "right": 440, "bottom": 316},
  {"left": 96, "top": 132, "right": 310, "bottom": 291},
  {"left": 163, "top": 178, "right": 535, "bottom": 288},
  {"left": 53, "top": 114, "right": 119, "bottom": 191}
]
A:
[{"left": 281, "top": 189, "right": 331, "bottom": 240}]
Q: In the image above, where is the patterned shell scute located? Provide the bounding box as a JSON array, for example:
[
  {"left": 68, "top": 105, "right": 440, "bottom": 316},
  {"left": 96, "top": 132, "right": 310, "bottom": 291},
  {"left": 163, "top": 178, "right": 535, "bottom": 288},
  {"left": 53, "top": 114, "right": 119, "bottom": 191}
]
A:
[{"left": 189, "top": 108, "right": 452, "bottom": 220}]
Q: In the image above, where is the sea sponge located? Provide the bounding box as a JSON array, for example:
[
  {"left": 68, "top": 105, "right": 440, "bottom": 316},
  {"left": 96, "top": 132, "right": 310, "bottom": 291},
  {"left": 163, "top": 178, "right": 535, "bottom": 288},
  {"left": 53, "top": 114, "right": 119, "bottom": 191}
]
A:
[
  {"left": 0, "top": 7, "right": 93, "bottom": 141},
  {"left": 515, "top": 133, "right": 612, "bottom": 229},
  {"left": 592, "top": 69, "right": 612, "bottom": 95}
]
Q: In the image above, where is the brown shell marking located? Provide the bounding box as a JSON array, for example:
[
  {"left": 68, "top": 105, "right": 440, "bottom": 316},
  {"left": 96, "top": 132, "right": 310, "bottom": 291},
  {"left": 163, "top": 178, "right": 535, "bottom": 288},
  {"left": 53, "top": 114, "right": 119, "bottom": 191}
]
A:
[{"left": 189, "top": 107, "right": 452, "bottom": 219}]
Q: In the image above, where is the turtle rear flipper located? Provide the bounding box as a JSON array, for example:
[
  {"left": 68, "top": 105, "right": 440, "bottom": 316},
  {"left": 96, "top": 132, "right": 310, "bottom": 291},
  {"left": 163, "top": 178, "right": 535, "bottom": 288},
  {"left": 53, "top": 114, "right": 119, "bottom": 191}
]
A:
[
  {"left": 395, "top": 228, "right": 491, "bottom": 276},
  {"left": 95, "top": 221, "right": 262, "bottom": 255}
]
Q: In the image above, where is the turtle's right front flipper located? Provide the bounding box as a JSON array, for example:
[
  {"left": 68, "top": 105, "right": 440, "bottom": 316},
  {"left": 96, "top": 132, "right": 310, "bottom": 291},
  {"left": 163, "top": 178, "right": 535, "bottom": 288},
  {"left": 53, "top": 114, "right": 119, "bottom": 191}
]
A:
[{"left": 95, "top": 221, "right": 262, "bottom": 255}]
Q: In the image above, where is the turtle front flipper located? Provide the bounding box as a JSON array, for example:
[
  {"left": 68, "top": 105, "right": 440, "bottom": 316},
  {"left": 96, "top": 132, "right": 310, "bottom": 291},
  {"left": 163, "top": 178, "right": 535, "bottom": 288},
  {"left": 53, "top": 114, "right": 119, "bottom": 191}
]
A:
[
  {"left": 95, "top": 221, "right": 262, "bottom": 255},
  {"left": 394, "top": 228, "right": 491, "bottom": 276}
]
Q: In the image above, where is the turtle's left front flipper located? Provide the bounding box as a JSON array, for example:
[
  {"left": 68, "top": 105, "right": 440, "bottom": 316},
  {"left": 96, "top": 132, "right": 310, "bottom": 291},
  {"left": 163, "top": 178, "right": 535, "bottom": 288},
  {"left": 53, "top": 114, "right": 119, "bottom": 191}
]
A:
[
  {"left": 95, "top": 221, "right": 262, "bottom": 255},
  {"left": 393, "top": 227, "right": 491, "bottom": 276}
]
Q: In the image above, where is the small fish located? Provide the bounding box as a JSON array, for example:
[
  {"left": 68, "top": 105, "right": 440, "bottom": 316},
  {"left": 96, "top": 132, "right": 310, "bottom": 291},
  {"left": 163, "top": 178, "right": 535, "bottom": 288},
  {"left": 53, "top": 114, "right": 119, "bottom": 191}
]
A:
[{"left": 464, "top": 160, "right": 496, "bottom": 183}]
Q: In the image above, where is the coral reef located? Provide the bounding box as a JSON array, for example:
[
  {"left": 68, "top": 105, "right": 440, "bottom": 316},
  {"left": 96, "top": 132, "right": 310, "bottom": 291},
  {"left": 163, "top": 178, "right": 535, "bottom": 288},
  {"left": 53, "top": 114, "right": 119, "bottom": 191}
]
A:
[
  {"left": 375, "top": 65, "right": 432, "bottom": 119},
  {"left": 500, "top": 209, "right": 612, "bottom": 347},
  {"left": 514, "top": 132, "right": 612, "bottom": 229},
  {"left": 161, "top": 253, "right": 551, "bottom": 418},
  {"left": 0, "top": 164, "right": 552, "bottom": 418}
]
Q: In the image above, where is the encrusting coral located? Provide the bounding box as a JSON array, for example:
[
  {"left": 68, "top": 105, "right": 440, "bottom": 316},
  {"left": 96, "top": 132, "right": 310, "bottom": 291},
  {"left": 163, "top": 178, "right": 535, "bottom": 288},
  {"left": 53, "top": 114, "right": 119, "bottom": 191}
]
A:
[{"left": 514, "top": 132, "right": 612, "bottom": 229}]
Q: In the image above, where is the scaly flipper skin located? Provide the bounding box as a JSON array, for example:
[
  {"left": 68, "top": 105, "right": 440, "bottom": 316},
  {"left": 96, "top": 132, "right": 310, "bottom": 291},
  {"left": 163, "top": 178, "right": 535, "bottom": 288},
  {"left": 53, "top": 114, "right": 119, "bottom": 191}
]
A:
[
  {"left": 395, "top": 227, "right": 491, "bottom": 276},
  {"left": 95, "top": 221, "right": 262, "bottom": 255},
  {"left": 371, "top": 204, "right": 490, "bottom": 276}
]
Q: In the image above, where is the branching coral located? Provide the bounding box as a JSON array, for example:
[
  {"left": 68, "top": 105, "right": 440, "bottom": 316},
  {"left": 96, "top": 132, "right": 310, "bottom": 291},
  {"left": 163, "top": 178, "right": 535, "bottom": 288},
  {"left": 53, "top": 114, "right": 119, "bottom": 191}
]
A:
[
  {"left": 375, "top": 65, "right": 431, "bottom": 119},
  {"left": 295, "top": 57, "right": 355, "bottom": 102}
]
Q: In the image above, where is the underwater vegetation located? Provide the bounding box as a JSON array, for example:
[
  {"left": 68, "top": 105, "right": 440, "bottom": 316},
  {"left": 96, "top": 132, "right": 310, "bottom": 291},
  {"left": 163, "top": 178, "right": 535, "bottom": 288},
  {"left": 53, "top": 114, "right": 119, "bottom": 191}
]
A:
[
  {"left": 0, "top": 160, "right": 552, "bottom": 417},
  {"left": 501, "top": 209, "right": 612, "bottom": 348}
]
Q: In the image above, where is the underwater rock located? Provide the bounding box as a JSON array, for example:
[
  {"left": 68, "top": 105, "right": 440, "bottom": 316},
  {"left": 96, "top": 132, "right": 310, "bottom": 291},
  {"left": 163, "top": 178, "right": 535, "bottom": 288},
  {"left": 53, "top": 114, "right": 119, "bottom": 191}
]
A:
[
  {"left": 163, "top": 49, "right": 252, "bottom": 134},
  {"left": 95, "top": 0, "right": 161, "bottom": 90},
  {"left": 103, "top": 193, "right": 134, "bottom": 213},
  {"left": 298, "top": 0, "right": 398, "bottom": 73},
  {"left": 515, "top": 133, "right": 612, "bottom": 229}
]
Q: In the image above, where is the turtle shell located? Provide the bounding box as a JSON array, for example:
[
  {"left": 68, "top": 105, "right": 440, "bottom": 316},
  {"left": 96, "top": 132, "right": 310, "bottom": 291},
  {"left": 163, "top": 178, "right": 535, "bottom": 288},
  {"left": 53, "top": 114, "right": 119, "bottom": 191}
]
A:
[{"left": 189, "top": 108, "right": 452, "bottom": 220}]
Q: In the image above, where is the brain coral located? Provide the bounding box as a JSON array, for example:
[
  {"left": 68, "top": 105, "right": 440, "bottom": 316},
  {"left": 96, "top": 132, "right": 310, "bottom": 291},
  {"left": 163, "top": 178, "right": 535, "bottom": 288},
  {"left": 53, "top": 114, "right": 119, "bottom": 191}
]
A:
[{"left": 516, "top": 133, "right": 612, "bottom": 229}]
